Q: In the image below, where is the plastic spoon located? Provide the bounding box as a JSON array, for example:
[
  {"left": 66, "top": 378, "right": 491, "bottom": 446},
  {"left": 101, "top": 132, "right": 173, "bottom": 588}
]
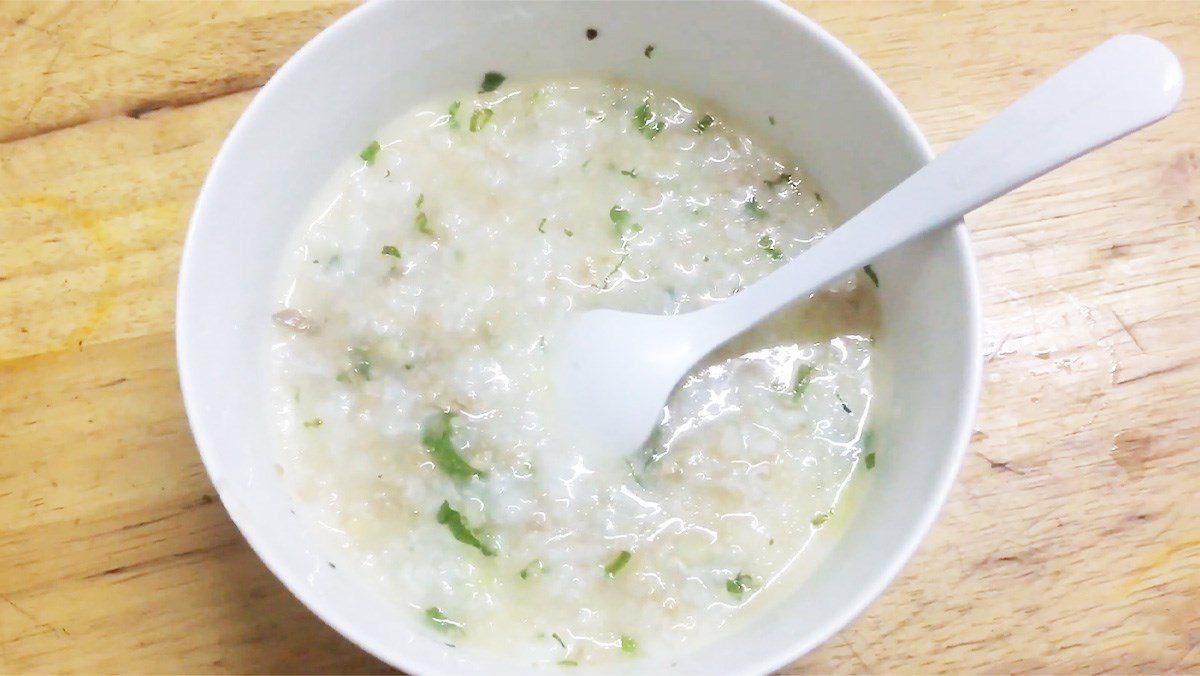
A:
[{"left": 553, "top": 35, "right": 1182, "bottom": 458}]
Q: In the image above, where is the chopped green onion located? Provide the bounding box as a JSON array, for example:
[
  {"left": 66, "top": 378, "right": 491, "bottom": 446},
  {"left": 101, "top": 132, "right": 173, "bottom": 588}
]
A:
[
  {"left": 863, "top": 432, "right": 877, "bottom": 469},
  {"left": 694, "top": 114, "right": 715, "bottom": 134},
  {"left": 610, "top": 205, "right": 642, "bottom": 237},
  {"left": 469, "top": 107, "right": 494, "bottom": 132},
  {"left": 620, "top": 635, "right": 637, "bottom": 654},
  {"left": 863, "top": 264, "right": 880, "bottom": 287},
  {"left": 538, "top": 218, "right": 548, "bottom": 233},
  {"left": 415, "top": 193, "right": 432, "bottom": 234},
  {"left": 745, "top": 198, "right": 768, "bottom": 219},
  {"left": 551, "top": 632, "right": 566, "bottom": 649},
  {"left": 644, "top": 44, "right": 655, "bottom": 58},
  {"left": 837, "top": 393, "right": 852, "bottom": 414},
  {"left": 447, "top": 101, "right": 461, "bottom": 128},
  {"left": 424, "top": 606, "right": 462, "bottom": 632},
  {"left": 758, "top": 235, "right": 782, "bottom": 260},
  {"left": 633, "top": 101, "right": 665, "bottom": 139},
  {"left": 558, "top": 660, "right": 578, "bottom": 667},
  {"left": 726, "top": 572, "right": 753, "bottom": 595},
  {"left": 359, "top": 141, "right": 380, "bottom": 164},
  {"left": 303, "top": 418, "right": 322, "bottom": 428},
  {"left": 519, "top": 559, "right": 543, "bottom": 580},
  {"left": 792, "top": 365, "right": 815, "bottom": 400},
  {"left": 436, "top": 501, "right": 496, "bottom": 556},
  {"left": 620, "top": 168, "right": 638, "bottom": 178},
  {"left": 480, "top": 71, "right": 506, "bottom": 92},
  {"left": 422, "top": 412, "right": 485, "bottom": 480},
  {"left": 604, "top": 550, "right": 632, "bottom": 577},
  {"left": 769, "top": 115, "right": 777, "bottom": 125},
  {"left": 811, "top": 511, "right": 830, "bottom": 527},
  {"left": 381, "top": 245, "right": 401, "bottom": 258},
  {"left": 764, "top": 172, "right": 793, "bottom": 189}
]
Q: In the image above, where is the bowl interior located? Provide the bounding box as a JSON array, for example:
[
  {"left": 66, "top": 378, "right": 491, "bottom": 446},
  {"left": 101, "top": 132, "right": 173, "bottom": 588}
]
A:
[{"left": 177, "top": 1, "right": 981, "bottom": 673}]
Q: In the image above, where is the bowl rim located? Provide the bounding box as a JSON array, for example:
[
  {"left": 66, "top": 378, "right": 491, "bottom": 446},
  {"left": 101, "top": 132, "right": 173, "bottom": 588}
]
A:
[{"left": 176, "top": 0, "right": 983, "bottom": 672}]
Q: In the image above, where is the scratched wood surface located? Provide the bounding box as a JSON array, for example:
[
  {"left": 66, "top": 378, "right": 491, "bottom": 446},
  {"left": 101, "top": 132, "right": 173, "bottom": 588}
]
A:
[{"left": 1, "top": 1, "right": 1197, "bottom": 673}]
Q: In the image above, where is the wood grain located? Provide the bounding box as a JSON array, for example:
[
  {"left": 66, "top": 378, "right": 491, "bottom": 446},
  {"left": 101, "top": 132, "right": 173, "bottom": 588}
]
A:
[{"left": 1, "top": 1, "right": 1197, "bottom": 673}]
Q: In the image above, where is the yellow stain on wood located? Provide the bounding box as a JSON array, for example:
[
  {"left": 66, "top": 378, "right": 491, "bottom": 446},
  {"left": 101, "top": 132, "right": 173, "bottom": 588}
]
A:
[
  {"left": 1, "top": 195, "right": 182, "bottom": 353},
  {"left": 1121, "top": 537, "right": 1200, "bottom": 595}
]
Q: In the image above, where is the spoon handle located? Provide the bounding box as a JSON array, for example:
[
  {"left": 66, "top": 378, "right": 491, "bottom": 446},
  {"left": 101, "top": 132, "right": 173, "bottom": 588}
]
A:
[{"left": 692, "top": 34, "right": 1182, "bottom": 347}]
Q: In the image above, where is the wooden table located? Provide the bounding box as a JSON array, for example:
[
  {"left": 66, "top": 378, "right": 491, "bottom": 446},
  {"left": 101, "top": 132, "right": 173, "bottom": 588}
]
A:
[{"left": 2, "top": 2, "right": 1197, "bottom": 672}]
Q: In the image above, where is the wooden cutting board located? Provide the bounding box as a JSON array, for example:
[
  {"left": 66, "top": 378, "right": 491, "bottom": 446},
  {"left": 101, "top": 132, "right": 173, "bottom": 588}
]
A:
[{"left": 1, "top": 1, "right": 1197, "bottom": 672}]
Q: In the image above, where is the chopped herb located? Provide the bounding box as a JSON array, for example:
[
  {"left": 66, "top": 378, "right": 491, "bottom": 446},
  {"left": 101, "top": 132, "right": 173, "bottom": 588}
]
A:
[
  {"left": 621, "top": 635, "right": 637, "bottom": 654},
  {"left": 745, "top": 198, "right": 768, "bottom": 219},
  {"left": 564, "top": 228, "right": 574, "bottom": 237},
  {"left": 814, "top": 191, "right": 823, "bottom": 203},
  {"left": 538, "top": 218, "right": 548, "bottom": 233},
  {"left": 769, "top": 115, "right": 776, "bottom": 125},
  {"left": 694, "top": 114, "right": 715, "bottom": 134},
  {"left": 620, "top": 168, "right": 638, "bottom": 178},
  {"left": 863, "top": 264, "right": 880, "bottom": 287},
  {"left": 350, "top": 347, "right": 372, "bottom": 380},
  {"left": 727, "top": 573, "right": 753, "bottom": 595},
  {"left": 416, "top": 211, "right": 433, "bottom": 235},
  {"left": 424, "top": 606, "right": 462, "bottom": 632},
  {"left": 381, "top": 245, "right": 401, "bottom": 258},
  {"left": 837, "top": 393, "right": 852, "bottom": 414},
  {"left": 609, "top": 205, "right": 642, "bottom": 237},
  {"left": 758, "top": 235, "right": 782, "bottom": 260},
  {"left": 519, "top": 559, "right": 543, "bottom": 580},
  {"left": 551, "top": 632, "right": 566, "bottom": 649},
  {"left": 335, "top": 372, "right": 352, "bottom": 384},
  {"left": 480, "top": 71, "right": 505, "bottom": 92},
  {"left": 644, "top": 44, "right": 655, "bottom": 58},
  {"left": 416, "top": 193, "right": 425, "bottom": 208},
  {"left": 469, "top": 107, "right": 494, "bottom": 132},
  {"left": 436, "top": 501, "right": 496, "bottom": 556},
  {"left": 447, "top": 101, "right": 461, "bottom": 128},
  {"left": 605, "top": 550, "right": 632, "bottom": 577},
  {"left": 585, "top": 27, "right": 598, "bottom": 40},
  {"left": 633, "top": 101, "right": 665, "bottom": 139},
  {"left": 811, "top": 511, "right": 830, "bottom": 527},
  {"left": 558, "top": 660, "right": 578, "bottom": 667},
  {"left": 359, "top": 140, "right": 381, "bottom": 164},
  {"left": 764, "top": 173, "right": 793, "bottom": 189},
  {"left": 792, "top": 365, "right": 815, "bottom": 400},
  {"left": 303, "top": 418, "right": 323, "bottom": 428},
  {"left": 422, "top": 412, "right": 485, "bottom": 480},
  {"left": 865, "top": 452, "right": 877, "bottom": 470}
]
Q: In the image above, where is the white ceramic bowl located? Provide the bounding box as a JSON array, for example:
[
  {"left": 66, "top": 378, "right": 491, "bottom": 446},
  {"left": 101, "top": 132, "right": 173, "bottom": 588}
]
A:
[{"left": 177, "top": 1, "right": 982, "bottom": 673}]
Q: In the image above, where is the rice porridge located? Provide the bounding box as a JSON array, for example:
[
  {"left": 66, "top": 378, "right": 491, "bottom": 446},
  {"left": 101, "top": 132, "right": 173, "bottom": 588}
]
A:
[{"left": 269, "top": 76, "right": 881, "bottom": 666}]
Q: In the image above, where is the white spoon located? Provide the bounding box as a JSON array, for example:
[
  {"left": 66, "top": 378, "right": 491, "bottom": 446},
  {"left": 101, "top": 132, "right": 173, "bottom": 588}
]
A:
[{"left": 553, "top": 35, "right": 1182, "bottom": 458}]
